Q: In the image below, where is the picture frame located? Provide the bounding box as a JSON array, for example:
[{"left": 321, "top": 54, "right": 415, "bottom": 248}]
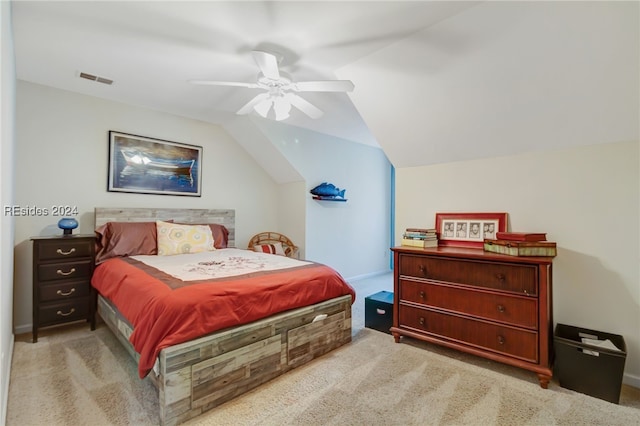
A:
[
  {"left": 108, "top": 131, "right": 202, "bottom": 197},
  {"left": 436, "top": 212, "right": 508, "bottom": 248}
]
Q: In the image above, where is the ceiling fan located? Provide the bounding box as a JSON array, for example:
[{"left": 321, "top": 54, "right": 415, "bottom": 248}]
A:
[{"left": 190, "top": 50, "right": 354, "bottom": 121}]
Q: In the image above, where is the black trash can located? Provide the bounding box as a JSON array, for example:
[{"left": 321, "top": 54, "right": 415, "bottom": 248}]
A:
[{"left": 554, "top": 323, "right": 627, "bottom": 403}]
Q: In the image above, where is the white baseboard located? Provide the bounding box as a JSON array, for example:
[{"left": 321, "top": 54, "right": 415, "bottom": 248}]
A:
[
  {"left": 1, "top": 335, "right": 14, "bottom": 426},
  {"left": 623, "top": 372, "right": 640, "bottom": 389},
  {"left": 13, "top": 324, "right": 30, "bottom": 336},
  {"left": 345, "top": 269, "right": 391, "bottom": 283}
]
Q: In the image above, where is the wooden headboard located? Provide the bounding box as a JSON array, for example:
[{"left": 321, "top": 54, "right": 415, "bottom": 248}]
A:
[{"left": 94, "top": 207, "right": 236, "bottom": 247}]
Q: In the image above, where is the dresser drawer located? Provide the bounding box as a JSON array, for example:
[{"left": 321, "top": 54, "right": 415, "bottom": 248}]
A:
[
  {"left": 38, "top": 260, "right": 93, "bottom": 282},
  {"left": 399, "top": 279, "right": 538, "bottom": 329},
  {"left": 399, "top": 304, "right": 538, "bottom": 362},
  {"left": 36, "top": 240, "right": 93, "bottom": 261},
  {"left": 38, "top": 298, "right": 90, "bottom": 326},
  {"left": 38, "top": 280, "right": 90, "bottom": 302},
  {"left": 398, "top": 254, "right": 538, "bottom": 296}
]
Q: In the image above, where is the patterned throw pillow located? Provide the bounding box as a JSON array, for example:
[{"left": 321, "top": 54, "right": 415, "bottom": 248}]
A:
[
  {"left": 253, "top": 242, "right": 286, "bottom": 256},
  {"left": 156, "top": 221, "right": 215, "bottom": 255}
]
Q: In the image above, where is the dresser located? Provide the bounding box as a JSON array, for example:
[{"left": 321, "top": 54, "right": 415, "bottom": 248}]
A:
[
  {"left": 31, "top": 234, "right": 96, "bottom": 342},
  {"left": 391, "top": 246, "right": 554, "bottom": 388}
]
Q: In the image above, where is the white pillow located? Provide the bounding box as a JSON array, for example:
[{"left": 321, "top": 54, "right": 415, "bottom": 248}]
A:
[
  {"left": 156, "top": 221, "right": 215, "bottom": 255},
  {"left": 253, "top": 242, "right": 286, "bottom": 256}
]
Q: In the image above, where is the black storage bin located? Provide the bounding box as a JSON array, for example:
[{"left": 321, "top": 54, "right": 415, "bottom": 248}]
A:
[
  {"left": 365, "top": 291, "right": 393, "bottom": 334},
  {"left": 554, "top": 323, "right": 627, "bottom": 403}
]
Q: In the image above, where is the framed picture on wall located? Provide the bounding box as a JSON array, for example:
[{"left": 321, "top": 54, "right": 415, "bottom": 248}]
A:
[
  {"left": 108, "top": 131, "right": 202, "bottom": 196},
  {"left": 436, "top": 212, "right": 508, "bottom": 248}
]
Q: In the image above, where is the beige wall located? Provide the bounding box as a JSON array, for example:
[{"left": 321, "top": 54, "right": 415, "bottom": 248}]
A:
[
  {"left": 13, "top": 81, "right": 281, "bottom": 333},
  {"left": 395, "top": 141, "right": 639, "bottom": 386},
  {"left": 1, "top": 1, "right": 16, "bottom": 423}
]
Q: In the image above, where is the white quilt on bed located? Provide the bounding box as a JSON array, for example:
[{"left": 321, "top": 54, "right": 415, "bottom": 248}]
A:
[{"left": 132, "top": 248, "right": 312, "bottom": 281}]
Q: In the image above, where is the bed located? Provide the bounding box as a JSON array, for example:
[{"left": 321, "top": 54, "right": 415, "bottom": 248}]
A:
[{"left": 92, "top": 207, "right": 355, "bottom": 425}]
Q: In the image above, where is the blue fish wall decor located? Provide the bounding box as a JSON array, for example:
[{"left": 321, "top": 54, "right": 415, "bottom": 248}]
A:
[{"left": 310, "top": 182, "right": 347, "bottom": 201}]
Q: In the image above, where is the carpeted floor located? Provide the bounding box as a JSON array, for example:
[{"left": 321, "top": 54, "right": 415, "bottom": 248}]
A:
[{"left": 7, "top": 274, "right": 640, "bottom": 425}]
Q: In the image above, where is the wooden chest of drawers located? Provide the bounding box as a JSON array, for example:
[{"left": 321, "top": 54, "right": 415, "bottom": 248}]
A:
[
  {"left": 31, "top": 234, "right": 96, "bottom": 342},
  {"left": 391, "top": 246, "right": 554, "bottom": 388}
]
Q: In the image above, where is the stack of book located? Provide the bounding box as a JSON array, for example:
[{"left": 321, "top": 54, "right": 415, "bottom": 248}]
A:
[
  {"left": 401, "top": 228, "right": 438, "bottom": 248},
  {"left": 484, "top": 232, "right": 556, "bottom": 257}
]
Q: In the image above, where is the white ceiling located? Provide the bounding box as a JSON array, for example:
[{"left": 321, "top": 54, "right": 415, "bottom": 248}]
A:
[
  {"left": 12, "top": 1, "right": 638, "bottom": 170},
  {"left": 11, "top": 1, "right": 478, "bottom": 149}
]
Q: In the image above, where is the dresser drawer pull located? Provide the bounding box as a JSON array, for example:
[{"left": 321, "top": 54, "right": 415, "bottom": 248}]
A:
[
  {"left": 418, "top": 265, "right": 427, "bottom": 276},
  {"left": 419, "top": 317, "right": 425, "bottom": 326},
  {"left": 496, "top": 273, "right": 506, "bottom": 282},
  {"left": 56, "top": 288, "right": 76, "bottom": 297},
  {"left": 497, "top": 304, "right": 505, "bottom": 313},
  {"left": 56, "top": 268, "right": 76, "bottom": 276},
  {"left": 56, "top": 308, "right": 76, "bottom": 317},
  {"left": 419, "top": 291, "right": 426, "bottom": 299},
  {"left": 497, "top": 335, "right": 505, "bottom": 345},
  {"left": 56, "top": 248, "right": 76, "bottom": 256}
]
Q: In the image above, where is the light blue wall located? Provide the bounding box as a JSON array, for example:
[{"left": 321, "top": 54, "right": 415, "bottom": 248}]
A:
[{"left": 253, "top": 120, "right": 392, "bottom": 280}]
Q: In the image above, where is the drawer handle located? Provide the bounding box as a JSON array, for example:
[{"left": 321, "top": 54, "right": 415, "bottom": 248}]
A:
[
  {"left": 56, "top": 308, "right": 75, "bottom": 317},
  {"left": 419, "top": 317, "right": 425, "bottom": 326},
  {"left": 497, "top": 335, "right": 505, "bottom": 345},
  {"left": 419, "top": 291, "right": 426, "bottom": 299},
  {"left": 56, "top": 268, "right": 76, "bottom": 276},
  {"left": 496, "top": 273, "right": 506, "bottom": 282},
  {"left": 376, "top": 308, "right": 386, "bottom": 315},
  {"left": 56, "top": 288, "right": 76, "bottom": 297},
  {"left": 418, "top": 265, "right": 427, "bottom": 276},
  {"left": 56, "top": 248, "right": 76, "bottom": 256},
  {"left": 497, "top": 304, "right": 505, "bottom": 313}
]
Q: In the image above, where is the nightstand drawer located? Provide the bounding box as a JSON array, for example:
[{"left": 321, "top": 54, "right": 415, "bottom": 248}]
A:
[
  {"left": 37, "top": 240, "right": 93, "bottom": 261},
  {"left": 38, "top": 298, "right": 90, "bottom": 326},
  {"left": 398, "top": 254, "right": 538, "bottom": 296},
  {"left": 38, "top": 260, "right": 93, "bottom": 282},
  {"left": 39, "top": 280, "right": 90, "bottom": 302}
]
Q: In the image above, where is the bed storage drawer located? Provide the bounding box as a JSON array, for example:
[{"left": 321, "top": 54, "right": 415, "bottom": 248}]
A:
[{"left": 287, "top": 311, "right": 347, "bottom": 367}]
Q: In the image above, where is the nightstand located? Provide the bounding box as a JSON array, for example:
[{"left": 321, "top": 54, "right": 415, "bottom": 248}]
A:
[{"left": 31, "top": 234, "right": 96, "bottom": 342}]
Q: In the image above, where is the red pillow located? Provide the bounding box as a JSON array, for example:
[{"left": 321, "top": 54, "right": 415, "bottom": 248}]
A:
[{"left": 95, "top": 221, "right": 170, "bottom": 264}]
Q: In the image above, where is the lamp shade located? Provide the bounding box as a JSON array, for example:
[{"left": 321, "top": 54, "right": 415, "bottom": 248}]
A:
[{"left": 58, "top": 217, "right": 79, "bottom": 235}]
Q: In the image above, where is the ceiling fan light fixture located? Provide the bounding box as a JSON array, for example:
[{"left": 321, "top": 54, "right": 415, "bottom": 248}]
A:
[
  {"left": 254, "top": 99, "right": 273, "bottom": 118},
  {"left": 273, "top": 96, "right": 292, "bottom": 121}
]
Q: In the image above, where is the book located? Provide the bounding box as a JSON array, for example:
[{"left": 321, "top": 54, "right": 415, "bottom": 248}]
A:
[
  {"left": 495, "top": 232, "right": 547, "bottom": 242},
  {"left": 403, "top": 234, "right": 437, "bottom": 240},
  {"left": 483, "top": 239, "right": 556, "bottom": 257},
  {"left": 402, "top": 237, "right": 438, "bottom": 248},
  {"left": 405, "top": 228, "right": 437, "bottom": 234}
]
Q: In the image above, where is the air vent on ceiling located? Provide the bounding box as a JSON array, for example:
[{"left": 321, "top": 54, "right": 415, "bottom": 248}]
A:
[{"left": 79, "top": 72, "right": 113, "bottom": 85}]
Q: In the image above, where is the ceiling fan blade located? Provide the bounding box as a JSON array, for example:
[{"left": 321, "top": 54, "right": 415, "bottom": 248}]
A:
[
  {"left": 285, "top": 93, "right": 324, "bottom": 119},
  {"left": 237, "top": 93, "right": 271, "bottom": 115},
  {"left": 189, "top": 80, "right": 260, "bottom": 89},
  {"left": 292, "top": 80, "right": 354, "bottom": 93},
  {"left": 252, "top": 50, "right": 281, "bottom": 81}
]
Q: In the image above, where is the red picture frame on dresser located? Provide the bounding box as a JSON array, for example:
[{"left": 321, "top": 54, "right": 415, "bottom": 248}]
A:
[{"left": 436, "top": 212, "right": 508, "bottom": 248}]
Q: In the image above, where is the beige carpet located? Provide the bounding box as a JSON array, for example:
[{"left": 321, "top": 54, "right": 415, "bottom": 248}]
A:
[{"left": 7, "top": 319, "right": 640, "bottom": 425}]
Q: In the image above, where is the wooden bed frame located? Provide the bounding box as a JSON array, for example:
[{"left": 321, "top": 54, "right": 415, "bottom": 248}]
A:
[{"left": 94, "top": 208, "right": 353, "bottom": 425}]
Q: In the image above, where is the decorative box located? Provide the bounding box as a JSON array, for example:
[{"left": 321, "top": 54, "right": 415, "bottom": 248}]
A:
[{"left": 364, "top": 291, "right": 393, "bottom": 334}]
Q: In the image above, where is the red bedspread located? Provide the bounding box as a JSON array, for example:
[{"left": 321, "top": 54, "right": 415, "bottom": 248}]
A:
[{"left": 91, "top": 253, "right": 356, "bottom": 378}]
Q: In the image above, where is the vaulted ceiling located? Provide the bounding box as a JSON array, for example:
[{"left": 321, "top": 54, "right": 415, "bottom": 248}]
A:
[{"left": 11, "top": 1, "right": 639, "bottom": 172}]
